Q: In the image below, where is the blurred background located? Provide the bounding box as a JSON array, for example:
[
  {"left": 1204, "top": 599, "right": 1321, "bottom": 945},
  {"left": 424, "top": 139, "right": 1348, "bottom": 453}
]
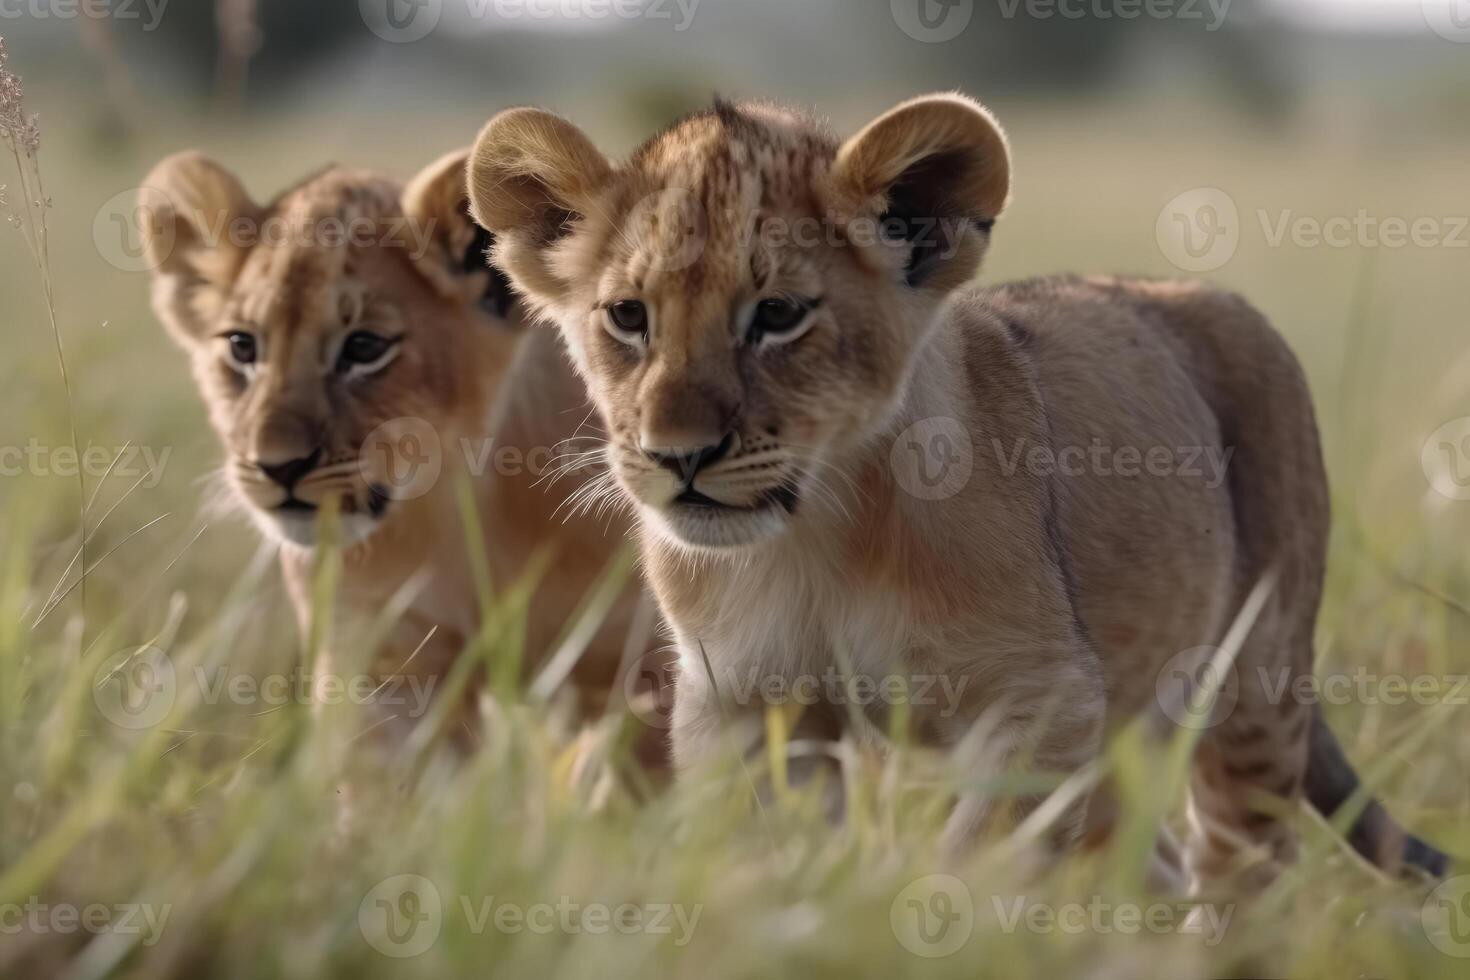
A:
[
  {"left": 1, "top": 4, "right": 1467, "bottom": 976},
  {"left": 1, "top": 0, "right": 1468, "bottom": 796}
]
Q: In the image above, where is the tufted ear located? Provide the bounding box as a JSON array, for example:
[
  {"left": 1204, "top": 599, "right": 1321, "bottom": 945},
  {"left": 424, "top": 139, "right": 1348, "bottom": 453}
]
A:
[
  {"left": 401, "top": 149, "right": 516, "bottom": 321},
  {"left": 466, "top": 107, "right": 613, "bottom": 311},
  {"left": 828, "top": 93, "right": 1011, "bottom": 295},
  {"left": 140, "top": 151, "right": 259, "bottom": 345}
]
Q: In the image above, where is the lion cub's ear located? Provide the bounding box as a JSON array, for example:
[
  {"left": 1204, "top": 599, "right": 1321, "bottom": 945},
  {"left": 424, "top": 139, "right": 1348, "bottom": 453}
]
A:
[
  {"left": 401, "top": 149, "right": 517, "bottom": 320},
  {"left": 139, "top": 152, "right": 259, "bottom": 345},
  {"left": 466, "top": 108, "right": 612, "bottom": 312},
  {"left": 828, "top": 93, "right": 1011, "bottom": 295}
]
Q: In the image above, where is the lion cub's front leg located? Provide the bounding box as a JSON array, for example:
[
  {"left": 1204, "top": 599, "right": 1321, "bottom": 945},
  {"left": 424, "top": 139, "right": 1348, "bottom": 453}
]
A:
[
  {"left": 669, "top": 652, "right": 847, "bottom": 818},
  {"left": 310, "top": 612, "right": 476, "bottom": 753},
  {"left": 938, "top": 652, "right": 1107, "bottom": 856},
  {"left": 670, "top": 633, "right": 1106, "bottom": 853}
]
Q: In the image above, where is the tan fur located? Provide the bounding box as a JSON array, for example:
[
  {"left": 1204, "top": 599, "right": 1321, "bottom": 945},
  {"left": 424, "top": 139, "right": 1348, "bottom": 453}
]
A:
[
  {"left": 141, "top": 151, "right": 651, "bottom": 749},
  {"left": 467, "top": 95, "right": 1446, "bottom": 887}
]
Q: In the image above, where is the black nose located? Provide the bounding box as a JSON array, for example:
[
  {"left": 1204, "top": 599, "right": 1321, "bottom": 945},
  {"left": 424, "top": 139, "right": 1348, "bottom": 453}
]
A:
[
  {"left": 646, "top": 433, "right": 734, "bottom": 483},
  {"left": 258, "top": 448, "right": 322, "bottom": 489}
]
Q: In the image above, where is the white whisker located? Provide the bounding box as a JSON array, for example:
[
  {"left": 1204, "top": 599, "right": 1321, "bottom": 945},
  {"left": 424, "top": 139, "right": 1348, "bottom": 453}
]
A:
[{"left": 555, "top": 471, "right": 616, "bottom": 523}]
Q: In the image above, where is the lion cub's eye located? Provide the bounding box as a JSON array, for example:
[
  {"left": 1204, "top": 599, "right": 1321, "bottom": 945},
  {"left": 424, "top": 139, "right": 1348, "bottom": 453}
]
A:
[
  {"left": 747, "top": 297, "right": 818, "bottom": 347},
  {"left": 337, "top": 331, "right": 401, "bottom": 375},
  {"left": 603, "top": 301, "right": 649, "bottom": 347},
  {"left": 225, "top": 331, "right": 258, "bottom": 370}
]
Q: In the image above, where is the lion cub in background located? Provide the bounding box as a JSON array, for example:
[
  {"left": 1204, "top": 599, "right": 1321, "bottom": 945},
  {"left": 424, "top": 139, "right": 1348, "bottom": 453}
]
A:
[
  {"left": 141, "top": 150, "right": 655, "bottom": 753},
  {"left": 465, "top": 94, "right": 1447, "bottom": 891}
]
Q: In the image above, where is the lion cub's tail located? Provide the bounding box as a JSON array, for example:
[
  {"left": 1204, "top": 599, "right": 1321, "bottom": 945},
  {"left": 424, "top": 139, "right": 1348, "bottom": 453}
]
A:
[{"left": 1303, "top": 705, "right": 1452, "bottom": 879}]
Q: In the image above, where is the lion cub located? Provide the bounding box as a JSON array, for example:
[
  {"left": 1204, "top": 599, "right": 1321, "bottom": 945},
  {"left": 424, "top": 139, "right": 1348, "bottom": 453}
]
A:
[
  {"left": 465, "top": 95, "right": 1447, "bottom": 889},
  {"left": 141, "top": 150, "right": 650, "bottom": 750}
]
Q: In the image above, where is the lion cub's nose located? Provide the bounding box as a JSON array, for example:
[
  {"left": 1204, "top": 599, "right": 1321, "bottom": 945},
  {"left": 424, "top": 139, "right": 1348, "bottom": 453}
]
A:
[
  {"left": 257, "top": 448, "right": 322, "bottom": 489},
  {"left": 642, "top": 432, "right": 735, "bottom": 484}
]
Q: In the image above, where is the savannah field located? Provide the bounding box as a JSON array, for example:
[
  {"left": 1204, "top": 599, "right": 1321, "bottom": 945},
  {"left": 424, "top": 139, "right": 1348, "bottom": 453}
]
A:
[{"left": 2, "top": 9, "right": 1469, "bottom": 978}]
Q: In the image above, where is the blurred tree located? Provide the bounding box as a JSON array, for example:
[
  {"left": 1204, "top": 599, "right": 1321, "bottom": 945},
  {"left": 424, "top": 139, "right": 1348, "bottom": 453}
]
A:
[
  {"left": 108, "top": 0, "right": 365, "bottom": 103},
  {"left": 216, "top": 0, "right": 263, "bottom": 108}
]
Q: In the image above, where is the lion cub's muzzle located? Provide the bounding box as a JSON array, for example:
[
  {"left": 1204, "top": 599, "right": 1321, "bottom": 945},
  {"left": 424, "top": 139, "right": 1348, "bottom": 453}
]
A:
[
  {"left": 232, "top": 451, "right": 393, "bottom": 549},
  {"left": 619, "top": 432, "right": 804, "bottom": 550}
]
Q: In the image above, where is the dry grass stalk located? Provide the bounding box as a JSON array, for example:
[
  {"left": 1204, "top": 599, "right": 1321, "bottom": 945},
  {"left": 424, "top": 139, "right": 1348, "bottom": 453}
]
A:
[{"left": 1, "top": 35, "right": 89, "bottom": 631}]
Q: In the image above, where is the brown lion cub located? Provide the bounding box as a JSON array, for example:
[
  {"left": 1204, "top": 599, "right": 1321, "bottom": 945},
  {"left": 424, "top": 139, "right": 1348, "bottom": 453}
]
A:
[
  {"left": 465, "top": 94, "right": 1448, "bottom": 890},
  {"left": 141, "top": 150, "right": 648, "bottom": 749}
]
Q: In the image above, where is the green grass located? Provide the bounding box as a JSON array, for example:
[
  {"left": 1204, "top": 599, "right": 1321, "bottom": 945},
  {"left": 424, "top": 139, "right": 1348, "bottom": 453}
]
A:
[{"left": 2, "top": 92, "right": 1468, "bottom": 978}]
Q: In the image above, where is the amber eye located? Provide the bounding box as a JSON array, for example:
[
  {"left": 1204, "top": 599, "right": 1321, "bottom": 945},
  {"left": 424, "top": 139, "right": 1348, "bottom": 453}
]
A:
[
  {"left": 226, "top": 332, "right": 257, "bottom": 368},
  {"left": 748, "top": 297, "right": 817, "bottom": 345},
  {"left": 337, "top": 331, "right": 400, "bottom": 373},
  {"left": 603, "top": 301, "right": 650, "bottom": 346}
]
